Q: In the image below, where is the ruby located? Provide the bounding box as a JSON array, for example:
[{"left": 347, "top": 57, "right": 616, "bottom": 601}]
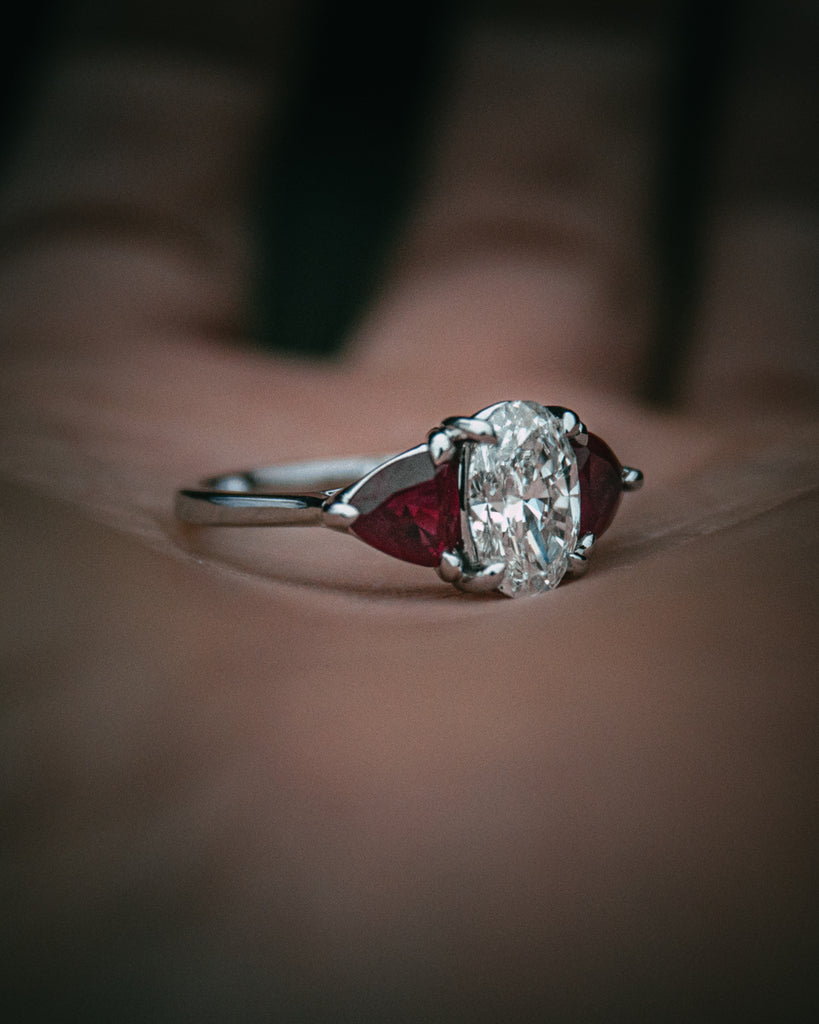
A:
[
  {"left": 350, "top": 450, "right": 461, "bottom": 567},
  {"left": 573, "top": 433, "right": 623, "bottom": 539}
]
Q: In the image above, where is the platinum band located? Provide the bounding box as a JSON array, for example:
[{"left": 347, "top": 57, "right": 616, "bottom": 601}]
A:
[{"left": 175, "top": 457, "right": 388, "bottom": 527}]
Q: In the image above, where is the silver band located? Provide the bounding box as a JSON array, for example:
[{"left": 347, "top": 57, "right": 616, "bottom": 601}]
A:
[{"left": 175, "top": 457, "right": 388, "bottom": 527}]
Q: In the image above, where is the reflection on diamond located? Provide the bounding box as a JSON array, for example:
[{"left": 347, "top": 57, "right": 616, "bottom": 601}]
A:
[{"left": 464, "top": 401, "right": 579, "bottom": 597}]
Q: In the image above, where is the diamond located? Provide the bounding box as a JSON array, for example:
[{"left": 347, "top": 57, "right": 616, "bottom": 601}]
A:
[
  {"left": 350, "top": 448, "right": 461, "bottom": 567},
  {"left": 464, "top": 401, "right": 580, "bottom": 597}
]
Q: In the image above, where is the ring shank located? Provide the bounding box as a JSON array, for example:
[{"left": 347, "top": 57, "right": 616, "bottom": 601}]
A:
[{"left": 175, "top": 456, "right": 387, "bottom": 526}]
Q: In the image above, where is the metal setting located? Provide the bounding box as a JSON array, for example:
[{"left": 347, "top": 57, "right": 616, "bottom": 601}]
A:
[
  {"left": 441, "top": 417, "right": 499, "bottom": 443},
  {"left": 437, "top": 548, "right": 465, "bottom": 583},
  {"left": 567, "top": 532, "right": 596, "bottom": 577},
  {"left": 547, "top": 406, "right": 588, "bottom": 446},
  {"left": 427, "top": 430, "right": 455, "bottom": 466},
  {"left": 436, "top": 547, "right": 507, "bottom": 593},
  {"left": 322, "top": 501, "right": 360, "bottom": 531},
  {"left": 175, "top": 401, "right": 642, "bottom": 598},
  {"left": 454, "top": 560, "right": 507, "bottom": 594},
  {"left": 621, "top": 466, "right": 644, "bottom": 491},
  {"left": 428, "top": 416, "right": 497, "bottom": 466},
  {"left": 331, "top": 444, "right": 430, "bottom": 507}
]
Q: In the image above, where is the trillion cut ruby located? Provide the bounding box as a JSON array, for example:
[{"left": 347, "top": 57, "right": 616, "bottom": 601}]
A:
[
  {"left": 573, "top": 433, "right": 623, "bottom": 539},
  {"left": 350, "top": 450, "right": 461, "bottom": 566}
]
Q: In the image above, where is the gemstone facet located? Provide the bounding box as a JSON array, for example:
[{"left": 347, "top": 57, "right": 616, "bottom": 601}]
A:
[
  {"left": 464, "top": 401, "right": 580, "bottom": 597},
  {"left": 350, "top": 447, "right": 461, "bottom": 566},
  {"left": 573, "top": 433, "right": 623, "bottom": 539}
]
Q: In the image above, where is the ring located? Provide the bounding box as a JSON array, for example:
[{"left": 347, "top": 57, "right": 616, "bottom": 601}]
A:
[{"left": 175, "top": 400, "right": 643, "bottom": 598}]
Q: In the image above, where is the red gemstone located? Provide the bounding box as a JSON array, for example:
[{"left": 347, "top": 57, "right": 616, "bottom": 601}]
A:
[
  {"left": 573, "top": 433, "right": 623, "bottom": 539},
  {"left": 350, "top": 450, "right": 461, "bottom": 566}
]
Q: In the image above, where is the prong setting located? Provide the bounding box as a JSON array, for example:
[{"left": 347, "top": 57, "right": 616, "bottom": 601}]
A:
[
  {"left": 621, "top": 466, "right": 644, "bottom": 491},
  {"left": 322, "top": 500, "right": 360, "bottom": 531},
  {"left": 547, "top": 406, "right": 588, "bottom": 446},
  {"left": 428, "top": 430, "right": 456, "bottom": 466},
  {"left": 438, "top": 550, "right": 507, "bottom": 594},
  {"left": 428, "top": 416, "right": 497, "bottom": 467},
  {"left": 440, "top": 417, "right": 498, "bottom": 444},
  {"left": 567, "top": 552, "right": 590, "bottom": 576},
  {"left": 565, "top": 532, "right": 595, "bottom": 577},
  {"left": 437, "top": 548, "right": 465, "bottom": 583},
  {"left": 453, "top": 560, "right": 506, "bottom": 594}
]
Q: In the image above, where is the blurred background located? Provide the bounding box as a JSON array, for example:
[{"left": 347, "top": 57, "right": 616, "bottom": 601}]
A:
[{"left": 2, "top": 0, "right": 816, "bottom": 407}]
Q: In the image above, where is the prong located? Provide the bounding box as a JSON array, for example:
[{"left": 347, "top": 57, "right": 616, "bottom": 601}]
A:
[
  {"left": 621, "top": 466, "right": 644, "bottom": 491},
  {"left": 453, "top": 561, "right": 506, "bottom": 593},
  {"left": 428, "top": 416, "right": 497, "bottom": 466},
  {"left": 566, "top": 533, "right": 595, "bottom": 577},
  {"left": 428, "top": 430, "right": 456, "bottom": 466},
  {"left": 567, "top": 552, "right": 589, "bottom": 577},
  {"left": 322, "top": 501, "right": 359, "bottom": 531},
  {"left": 440, "top": 417, "right": 498, "bottom": 444},
  {"left": 437, "top": 548, "right": 465, "bottom": 583},
  {"left": 547, "top": 406, "right": 587, "bottom": 445}
]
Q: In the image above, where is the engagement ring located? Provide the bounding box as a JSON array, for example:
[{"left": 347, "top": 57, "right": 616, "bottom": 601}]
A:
[{"left": 175, "top": 400, "right": 643, "bottom": 597}]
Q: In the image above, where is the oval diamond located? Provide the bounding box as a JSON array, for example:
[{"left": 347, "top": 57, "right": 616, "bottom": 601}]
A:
[{"left": 464, "top": 401, "right": 580, "bottom": 597}]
